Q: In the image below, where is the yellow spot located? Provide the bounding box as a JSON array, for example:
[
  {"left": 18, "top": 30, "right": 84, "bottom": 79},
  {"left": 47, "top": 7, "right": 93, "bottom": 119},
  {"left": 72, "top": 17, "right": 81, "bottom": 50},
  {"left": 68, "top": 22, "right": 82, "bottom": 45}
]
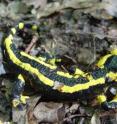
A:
[
  {"left": 32, "top": 25, "right": 38, "bottom": 30},
  {"left": 18, "top": 74, "right": 25, "bottom": 82},
  {"left": 11, "top": 28, "right": 16, "bottom": 34},
  {"left": 97, "top": 95, "right": 107, "bottom": 104},
  {"left": 20, "top": 94, "right": 29, "bottom": 104},
  {"left": 12, "top": 99, "right": 20, "bottom": 107},
  {"left": 8, "top": 34, "right": 13, "bottom": 40},
  {"left": 18, "top": 22, "right": 24, "bottom": 29}
]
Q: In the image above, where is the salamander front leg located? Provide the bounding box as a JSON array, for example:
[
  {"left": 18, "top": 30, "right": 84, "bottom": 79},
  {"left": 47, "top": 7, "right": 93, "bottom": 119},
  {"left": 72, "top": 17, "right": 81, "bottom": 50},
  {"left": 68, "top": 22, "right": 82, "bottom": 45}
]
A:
[
  {"left": 103, "top": 86, "right": 117, "bottom": 110},
  {"left": 101, "top": 97, "right": 117, "bottom": 110},
  {"left": 12, "top": 74, "right": 29, "bottom": 109},
  {"left": 97, "top": 91, "right": 117, "bottom": 111}
]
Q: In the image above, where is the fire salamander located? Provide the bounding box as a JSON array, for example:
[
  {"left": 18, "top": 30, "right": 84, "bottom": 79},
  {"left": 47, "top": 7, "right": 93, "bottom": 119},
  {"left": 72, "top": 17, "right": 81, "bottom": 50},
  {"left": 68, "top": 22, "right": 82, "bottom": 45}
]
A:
[{"left": 2, "top": 22, "right": 117, "bottom": 110}]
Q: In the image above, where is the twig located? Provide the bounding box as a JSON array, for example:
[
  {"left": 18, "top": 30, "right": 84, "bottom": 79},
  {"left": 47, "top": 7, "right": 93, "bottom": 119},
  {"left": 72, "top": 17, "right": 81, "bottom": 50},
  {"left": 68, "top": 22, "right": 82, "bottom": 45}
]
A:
[
  {"left": 61, "top": 65, "right": 68, "bottom": 72},
  {"left": 64, "top": 55, "right": 77, "bottom": 64},
  {"left": 99, "top": 110, "right": 117, "bottom": 117},
  {"left": 25, "top": 35, "right": 38, "bottom": 53},
  {"left": 63, "top": 114, "right": 91, "bottom": 122}
]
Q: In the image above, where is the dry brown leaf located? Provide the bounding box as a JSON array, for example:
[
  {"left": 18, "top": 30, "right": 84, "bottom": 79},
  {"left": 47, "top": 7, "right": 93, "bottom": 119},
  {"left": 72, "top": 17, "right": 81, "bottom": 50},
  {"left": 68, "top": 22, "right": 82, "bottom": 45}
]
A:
[
  {"left": 23, "top": 0, "right": 47, "bottom": 9},
  {"left": 69, "top": 103, "right": 79, "bottom": 113},
  {"left": 91, "top": 113, "right": 101, "bottom": 124},
  {"left": 108, "top": 29, "right": 117, "bottom": 38},
  {"left": 36, "top": 0, "right": 97, "bottom": 19},
  {"left": 103, "top": 0, "right": 117, "bottom": 17},
  {"left": 30, "top": 102, "right": 65, "bottom": 123}
]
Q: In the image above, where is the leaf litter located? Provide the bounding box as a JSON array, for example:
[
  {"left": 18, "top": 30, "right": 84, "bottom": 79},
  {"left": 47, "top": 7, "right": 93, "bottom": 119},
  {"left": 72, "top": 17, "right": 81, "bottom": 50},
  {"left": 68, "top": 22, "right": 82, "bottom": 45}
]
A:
[{"left": 0, "top": 0, "right": 117, "bottom": 124}]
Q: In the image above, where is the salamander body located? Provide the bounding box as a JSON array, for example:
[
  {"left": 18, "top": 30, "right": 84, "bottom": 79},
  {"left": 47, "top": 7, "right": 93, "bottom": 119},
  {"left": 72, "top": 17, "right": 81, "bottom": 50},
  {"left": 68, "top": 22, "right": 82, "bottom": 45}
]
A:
[{"left": 2, "top": 22, "right": 117, "bottom": 109}]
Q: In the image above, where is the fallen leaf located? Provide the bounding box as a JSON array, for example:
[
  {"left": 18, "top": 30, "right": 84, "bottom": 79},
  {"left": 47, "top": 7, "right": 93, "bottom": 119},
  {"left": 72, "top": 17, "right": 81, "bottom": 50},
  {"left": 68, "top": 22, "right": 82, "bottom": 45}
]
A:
[
  {"left": 108, "top": 29, "right": 117, "bottom": 38},
  {"left": 23, "top": 0, "right": 47, "bottom": 9},
  {"left": 0, "top": 4, "right": 8, "bottom": 17},
  {"left": 36, "top": 0, "right": 96, "bottom": 19},
  {"left": 7, "top": 1, "right": 28, "bottom": 19},
  {"left": 91, "top": 113, "right": 101, "bottom": 124},
  {"left": 31, "top": 102, "right": 65, "bottom": 123}
]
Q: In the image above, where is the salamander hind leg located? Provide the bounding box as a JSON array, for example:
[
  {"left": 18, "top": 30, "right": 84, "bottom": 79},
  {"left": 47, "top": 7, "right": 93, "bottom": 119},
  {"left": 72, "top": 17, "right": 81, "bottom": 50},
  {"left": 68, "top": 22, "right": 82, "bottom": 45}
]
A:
[{"left": 12, "top": 74, "right": 29, "bottom": 110}]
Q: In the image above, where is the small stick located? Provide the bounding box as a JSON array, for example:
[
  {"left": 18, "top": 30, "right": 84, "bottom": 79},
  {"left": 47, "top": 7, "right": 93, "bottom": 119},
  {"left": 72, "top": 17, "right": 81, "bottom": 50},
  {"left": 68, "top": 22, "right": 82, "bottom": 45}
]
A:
[
  {"left": 25, "top": 35, "right": 38, "bottom": 53},
  {"left": 99, "top": 110, "right": 117, "bottom": 117},
  {"left": 61, "top": 65, "right": 68, "bottom": 72},
  {"left": 63, "top": 114, "right": 90, "bottom": 122}
]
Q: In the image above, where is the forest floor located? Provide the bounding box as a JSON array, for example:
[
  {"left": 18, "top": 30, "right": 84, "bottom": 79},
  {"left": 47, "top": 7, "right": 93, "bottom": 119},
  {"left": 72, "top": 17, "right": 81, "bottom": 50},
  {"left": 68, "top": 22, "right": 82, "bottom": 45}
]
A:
[{"left": 0, "top": 0, "right": 117, "bottom": 124}]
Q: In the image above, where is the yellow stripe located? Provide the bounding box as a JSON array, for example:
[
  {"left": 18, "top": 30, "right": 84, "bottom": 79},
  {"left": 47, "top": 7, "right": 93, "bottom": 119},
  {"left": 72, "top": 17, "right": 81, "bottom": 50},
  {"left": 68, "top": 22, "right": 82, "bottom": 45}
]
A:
[
  {"left": 75, "top": 68, "right": 85, "bottom": 75},
  {"left": 110, "top": 95, "right": 117, "bottom": 103},
  {"left": 22, "top": 47, "right": 79, "bottom": 79},
  {"left": 96, "top": 54, "right": 112, "bottom": 68},
  {"left": 61, "top": 77, "right": 105, "bottom": 93},
  {"left": 57, "top": 71, "right": 73, "bottom": 78},
  {"left": 106, "top": 72, "right": 117, "bottom": 81},
  {"left": 110, "top": 98, "right": 117, "bottom": 103},
  {"left": 20, "top": 52, "right": 57, "bottom": 70},
  {"left": 97, "top": 49, "right": 117, "bottom": 68},
  {"left": 56, "top": 68, "right": 86, "bottom": 79},
  {"left": 5, "top": 37, "right": 54, "bottom": 87},
  {"left": 111, "top": 49, "right": 117, "bottom": 55},
  {"left": 38, "top": 56, "right": 46, "bottom": 61}
]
